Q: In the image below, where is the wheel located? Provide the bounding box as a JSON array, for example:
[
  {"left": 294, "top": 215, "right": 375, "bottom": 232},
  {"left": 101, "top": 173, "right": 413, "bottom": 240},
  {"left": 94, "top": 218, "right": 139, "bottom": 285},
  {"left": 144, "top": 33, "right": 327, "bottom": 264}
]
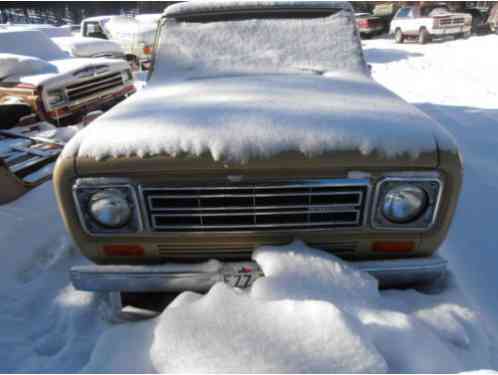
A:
[
  {"left": 463, "top": 31, "right": 471, "bottom": 39},
  {"left": 394, "top": 28, "right": 404, "bottom": 44},
  {"left": 418, "top": 27, "right": 431, "bottom": 44}
]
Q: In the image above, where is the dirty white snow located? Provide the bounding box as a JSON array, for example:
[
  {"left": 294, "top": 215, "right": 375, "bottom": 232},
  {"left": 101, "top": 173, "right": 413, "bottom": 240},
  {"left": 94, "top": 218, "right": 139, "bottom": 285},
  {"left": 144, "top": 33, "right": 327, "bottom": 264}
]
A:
[{"left": 1, "top": 32, "right": 498, "bottom": 373}]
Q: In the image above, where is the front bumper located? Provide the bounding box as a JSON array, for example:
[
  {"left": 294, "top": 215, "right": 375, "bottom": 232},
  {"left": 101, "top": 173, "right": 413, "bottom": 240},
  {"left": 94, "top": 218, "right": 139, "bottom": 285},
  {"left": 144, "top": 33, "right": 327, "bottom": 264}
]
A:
[
  {"left": 431, "top": 25, "right": 471, "bottom": 36},
  {"left": 71, "top": 255, "right": 447, "bottom": 292}
]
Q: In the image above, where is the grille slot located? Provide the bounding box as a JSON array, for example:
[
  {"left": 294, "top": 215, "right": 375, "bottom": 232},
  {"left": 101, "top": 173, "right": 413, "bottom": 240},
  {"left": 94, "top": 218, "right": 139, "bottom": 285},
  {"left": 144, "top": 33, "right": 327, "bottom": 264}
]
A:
[
  {"left": 65, "top": 72, "right": 123, "bottom": 102},
  {"left": 141, "top": 180, "right": 369, "bottom": 232},
  {"left": 156, "top": 241, "right": 358, "bottom": 260}
]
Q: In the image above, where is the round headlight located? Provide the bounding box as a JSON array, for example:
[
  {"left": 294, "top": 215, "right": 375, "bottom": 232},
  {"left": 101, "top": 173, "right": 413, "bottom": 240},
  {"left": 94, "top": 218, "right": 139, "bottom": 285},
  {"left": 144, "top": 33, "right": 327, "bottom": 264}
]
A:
[
  {"left": 382, "top": 185, "right": 428, "bottom": 223},
  {"left": 89, "top": 190, "right": 131, "bottom": 228}
]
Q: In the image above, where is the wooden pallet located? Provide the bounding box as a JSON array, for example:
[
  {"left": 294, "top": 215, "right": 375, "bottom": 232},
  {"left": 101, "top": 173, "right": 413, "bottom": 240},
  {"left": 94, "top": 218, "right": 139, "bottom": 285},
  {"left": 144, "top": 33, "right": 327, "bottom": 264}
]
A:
[{"left": 0, "top": 126, "right": 65, "bottom": 204}]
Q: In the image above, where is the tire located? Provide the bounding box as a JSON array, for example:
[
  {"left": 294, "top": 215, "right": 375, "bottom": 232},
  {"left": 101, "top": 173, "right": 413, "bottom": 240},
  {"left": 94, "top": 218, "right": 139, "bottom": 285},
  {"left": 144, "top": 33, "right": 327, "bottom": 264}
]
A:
[
  {"left": 0, "top": 103, "right": 33, "bottom": 129},
  {"left": 394, "top": 28, "right": 404, "bottom": 44},
  {"left": 463, "top": 31, "right": 471, "bottom": 39},
  {"left": 418, "top": 27, "right": 431, "bottom": 44}
]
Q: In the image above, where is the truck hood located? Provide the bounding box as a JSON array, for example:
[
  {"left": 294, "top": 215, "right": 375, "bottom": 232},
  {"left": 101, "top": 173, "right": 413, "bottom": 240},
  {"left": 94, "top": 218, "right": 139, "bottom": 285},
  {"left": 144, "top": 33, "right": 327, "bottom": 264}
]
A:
[
  {"left": 66, "top": 73, "right": 441, "bottom": 173},
  {"left": 12, "top": 57, "right": 129, "bottom": 88},
  {"left": 51, "top": 37, "right": 124, "bottom": 58}
]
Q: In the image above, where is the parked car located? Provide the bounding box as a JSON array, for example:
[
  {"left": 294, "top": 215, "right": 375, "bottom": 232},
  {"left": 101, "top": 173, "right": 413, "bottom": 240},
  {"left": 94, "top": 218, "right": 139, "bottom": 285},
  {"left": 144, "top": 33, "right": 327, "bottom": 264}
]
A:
[
  {"left": 488, "top": 3, "right": 498, "bottom": 34},
  {"left": 390, "top": 4, "right": 472, "bottom": 44},
  {"left": 0, "top": 30, "right": 135, "bottom": 126},
  {"left": 55, "top": 0, "right": 462, "bottom": 319},
  {"left": 355, "top": 13, "right": 384, "bottom": 38},
  {"left": 80, "top": 15, "right": 158, "bottom": 69},
  {"left": 0, "top": 23, "right": 126, "bottom": 60},
  {"left": 372, "top": 3, "right": 401, "bottom": 33}
]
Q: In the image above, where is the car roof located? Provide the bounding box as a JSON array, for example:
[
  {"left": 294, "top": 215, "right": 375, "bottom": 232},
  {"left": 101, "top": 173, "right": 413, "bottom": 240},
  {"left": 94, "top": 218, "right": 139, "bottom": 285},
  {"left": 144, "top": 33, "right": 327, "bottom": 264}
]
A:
[{"left": 164, "top": 1, "right": 351, "bottom": 20}]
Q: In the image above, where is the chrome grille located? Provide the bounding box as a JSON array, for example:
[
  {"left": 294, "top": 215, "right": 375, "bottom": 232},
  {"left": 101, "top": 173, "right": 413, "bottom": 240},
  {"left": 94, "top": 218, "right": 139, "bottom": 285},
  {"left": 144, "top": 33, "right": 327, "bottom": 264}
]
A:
[
  {"left": 439, "top": 17, "right": 464, "bottom": 26},
  {"left": 66, "top": 72, "right": 123, "bottom": 102},
  {"left": 141, "top": 180, "right": 369, "bottom": 232}
]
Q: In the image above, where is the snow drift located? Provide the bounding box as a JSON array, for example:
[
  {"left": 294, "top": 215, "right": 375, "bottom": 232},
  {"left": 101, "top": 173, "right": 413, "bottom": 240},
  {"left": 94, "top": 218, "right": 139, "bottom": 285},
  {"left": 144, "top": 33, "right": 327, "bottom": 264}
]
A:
[{"left": 85, "top": 242, "right": 492, "bottom": 373}]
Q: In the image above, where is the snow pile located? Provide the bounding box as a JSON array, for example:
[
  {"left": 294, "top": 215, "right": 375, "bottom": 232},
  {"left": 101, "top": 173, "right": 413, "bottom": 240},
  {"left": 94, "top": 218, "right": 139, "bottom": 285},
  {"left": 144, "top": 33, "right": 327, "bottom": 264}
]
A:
[
  {"left": 0, "top": 53, "right": 57, "bottom": 78},
  {"left": 62, "top": 73, "right": 439, "bottom": 162},
  {"left": 155, "top": 9, "right": 366, "bottom": 80},
  {"left": 51, "top": 36, "right": 124, "bottom": 58},
  {"left": 83, "top": 242, "right": 492, "bottom": 373},
  {"left": 0, "top": 30, "right": 68, "bottom": 61}
]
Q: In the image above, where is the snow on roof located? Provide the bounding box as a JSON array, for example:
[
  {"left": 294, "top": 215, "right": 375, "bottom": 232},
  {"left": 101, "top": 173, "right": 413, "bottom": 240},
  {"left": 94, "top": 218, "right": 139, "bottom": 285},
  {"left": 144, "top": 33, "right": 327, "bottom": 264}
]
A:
[
  {"left": 82, "top": 15, "right": 124, "bottom": 23},
  {"left": 165, "top": 0, "right": 351, "bottom": 18},
  {"left": 0, "top": 30, "right": 68, "bottom": 61},
  {"left": 134, "top": 13, "right": 162, "bottom": 23}
]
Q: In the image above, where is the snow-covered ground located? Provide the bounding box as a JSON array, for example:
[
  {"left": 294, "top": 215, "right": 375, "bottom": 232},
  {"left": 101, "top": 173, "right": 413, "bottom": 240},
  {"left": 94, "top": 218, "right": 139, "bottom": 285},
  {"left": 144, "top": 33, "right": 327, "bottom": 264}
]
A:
[{"left": 1, "top": 34, "right": 498, "bottom": 372}]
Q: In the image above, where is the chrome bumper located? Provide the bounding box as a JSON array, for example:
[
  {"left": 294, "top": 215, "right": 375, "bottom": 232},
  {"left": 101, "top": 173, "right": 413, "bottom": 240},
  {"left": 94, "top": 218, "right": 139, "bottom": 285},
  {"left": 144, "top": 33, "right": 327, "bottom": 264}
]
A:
[{"left": 71, "top": 256, "right": 447, "bottom": 292}]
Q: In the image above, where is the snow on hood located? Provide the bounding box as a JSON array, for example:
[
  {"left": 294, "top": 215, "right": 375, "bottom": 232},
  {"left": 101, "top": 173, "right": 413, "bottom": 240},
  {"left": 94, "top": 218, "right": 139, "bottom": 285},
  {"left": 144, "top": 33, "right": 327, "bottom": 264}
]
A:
[
  {"left": 154, "top": 8, "right": 367, "bottom": 80},
  {"left": 51, "top": 36, "right": 124, "bottom": 58},
  {"left": 63, "top": 73, "right": 438, "bottom": 163},
  {"left": 0, "top": 30, "right": 129, "bottom": 86},
  {"left": 13, "top": 57, "right": 130, "bottom": 87},
  {"left": 0, "top": 53, "right": 58, "bottom": 79}
]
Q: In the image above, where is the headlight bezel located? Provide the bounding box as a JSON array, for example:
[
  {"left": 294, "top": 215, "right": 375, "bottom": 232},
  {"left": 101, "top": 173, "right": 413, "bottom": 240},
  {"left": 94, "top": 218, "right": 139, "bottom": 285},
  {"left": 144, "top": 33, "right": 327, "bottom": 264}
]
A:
[
  {"left": 371, "top": 177, "right": 443, "bottom": 231},
  {"left": 89, "top": 189, "right": 132, "bottom": 228},
  {"left": 46, "top": 88, "right": 67, "bottom": 108},
  {"left": 73, "top": 179, "right": 143, "bottom": 236}
]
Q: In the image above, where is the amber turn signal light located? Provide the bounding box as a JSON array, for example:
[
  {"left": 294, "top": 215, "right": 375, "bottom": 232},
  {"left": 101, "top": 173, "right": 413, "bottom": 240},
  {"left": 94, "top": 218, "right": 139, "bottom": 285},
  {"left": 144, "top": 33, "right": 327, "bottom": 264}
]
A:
[
  {"left": 103, "top": 245, "right": 144, "bottom": 256},
  {"left": 372, "top": 241, "right": 415, "bottom": 253}
]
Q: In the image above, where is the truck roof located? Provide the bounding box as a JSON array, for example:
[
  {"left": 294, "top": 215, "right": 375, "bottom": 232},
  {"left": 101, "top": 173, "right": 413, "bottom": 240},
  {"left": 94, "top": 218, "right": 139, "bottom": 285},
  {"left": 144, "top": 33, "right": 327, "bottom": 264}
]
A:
[
  {"left": 82, "top": 15, "right": 128, "bottom": 23},
  {"left": 164, "top": 1, "right": 351, "bottom": 21}
]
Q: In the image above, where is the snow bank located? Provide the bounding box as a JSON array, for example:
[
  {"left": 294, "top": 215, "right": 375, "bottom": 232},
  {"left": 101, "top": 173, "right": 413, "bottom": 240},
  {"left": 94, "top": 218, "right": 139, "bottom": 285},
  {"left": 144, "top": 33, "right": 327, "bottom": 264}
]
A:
[
  {"left": 155, "top": 8, "right": 366, "bottom": 80},
  {"left": 0, "top": 53, "right": 57, "bottom": 78},
  {"left": 51, "top": 36, "right": 124, "bottom": 58}
]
